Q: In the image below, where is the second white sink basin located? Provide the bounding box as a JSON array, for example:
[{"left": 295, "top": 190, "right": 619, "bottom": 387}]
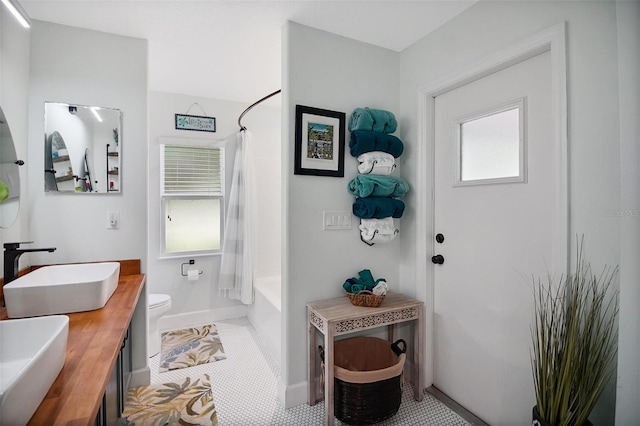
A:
[
  {"left": 4, "top": 262, "right": 120, "bottom": 318},
  {"left": 0, "top": 315, "right": 69, "bottom": 425}
]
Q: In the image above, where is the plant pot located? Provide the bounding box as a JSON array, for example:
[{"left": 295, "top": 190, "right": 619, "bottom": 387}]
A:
[
  {"left": 532, "top": 406, "right": 594, "bottom": 426},
  {"left": 532, "top": 406, "right": 549, "bottom": 426}
]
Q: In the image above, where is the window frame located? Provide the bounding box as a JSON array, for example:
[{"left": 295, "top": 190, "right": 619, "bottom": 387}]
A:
[
  {"left": 159, "top": 141, "right": 225, "bottom": 258},
  {"left": 453, "top": 97, "right": 527, "bottom": 187}
]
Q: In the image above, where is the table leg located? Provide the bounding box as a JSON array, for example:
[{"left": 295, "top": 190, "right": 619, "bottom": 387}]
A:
[
  {"left": 324, "top": 326, "right": 335, "bottom": 426},
  {"left": 414, "top": 309, "right": 424, "bottom": 401},
  {"left": 308, "top": 308, "right": 317, "bottom": 405},
  {"left": 388, "top": 323, "right": 397, "bottom": 342}
]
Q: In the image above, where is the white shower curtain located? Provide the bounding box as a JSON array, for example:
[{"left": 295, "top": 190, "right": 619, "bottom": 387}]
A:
[{"left": 218, "top": 130, "right": 254, "bottom": 304}]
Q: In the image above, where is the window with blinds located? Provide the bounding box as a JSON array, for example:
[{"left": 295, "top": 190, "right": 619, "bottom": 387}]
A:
[
  {"left": 161, "top": 145, "right": 223, "bottom": 196},
  {"left": 161, "top": 144, "right": 224, "bottom": 256}
]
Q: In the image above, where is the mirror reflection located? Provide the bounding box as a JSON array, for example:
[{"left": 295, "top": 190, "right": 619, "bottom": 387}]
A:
[
  {"left": 44, "top": 102, "right": 121, "bottom": 193},
  {"left": 0, "top": 106, "right": 21, "bottom": 228}
]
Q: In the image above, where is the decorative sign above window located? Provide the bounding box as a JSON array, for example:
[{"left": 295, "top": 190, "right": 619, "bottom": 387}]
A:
[{"left": 175, "top": 114, "right": 216, "bottom": 133}]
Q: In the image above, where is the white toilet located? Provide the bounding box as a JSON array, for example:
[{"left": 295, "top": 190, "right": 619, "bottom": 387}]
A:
[{"left": 148, "top": 293, "right": 172, "bottom": 357}]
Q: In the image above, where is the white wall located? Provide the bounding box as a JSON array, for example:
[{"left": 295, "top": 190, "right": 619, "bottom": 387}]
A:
[
  {"left": 615, "top": 1, "right": 640, "bottom": 423},
  {"left": 398, "top": 1, "right": 626, "bottom": 423},
  {"left": 147, "top": 91, "right": 280, "bottom": 320},
  {"left": 27, "top": 21, "right": 148, "bottom": 267},
  {"left": 282, "top": 22, "right": 401, "bottom": 406},
  {"left": 0, "top": 9, "right": 30, "bottom": 267},
  {"left": 27, "top": 20, "right": 149, "bottom": 377}
]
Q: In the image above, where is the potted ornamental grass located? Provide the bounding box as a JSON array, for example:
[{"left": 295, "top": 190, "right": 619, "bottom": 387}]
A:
[{"left": 531, "top": 239, "right": 619, "bottom": 426}]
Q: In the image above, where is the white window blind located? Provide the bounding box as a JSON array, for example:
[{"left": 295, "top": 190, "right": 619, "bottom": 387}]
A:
[{"left": 161, "top": 145, "right": 223, "bottom": 196}]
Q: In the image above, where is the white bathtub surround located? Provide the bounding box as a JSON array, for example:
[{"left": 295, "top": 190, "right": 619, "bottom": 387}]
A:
[
  {"left": 157, "top": 306, "right": 248, "bottom": 333},
  {"left": 248, "top": 276, "right": 281, "bottom": 364},
  {"left": 218, "top": 130, "right": 255, "bottom": 305}
]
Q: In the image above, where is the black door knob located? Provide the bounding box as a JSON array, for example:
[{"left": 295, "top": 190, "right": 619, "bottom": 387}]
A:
[
  {"left": 432, "top": 254, "right": 445, "bottom": 265},
  {"left": 435, "top": 233, "right": 445, "bottom": 243}
]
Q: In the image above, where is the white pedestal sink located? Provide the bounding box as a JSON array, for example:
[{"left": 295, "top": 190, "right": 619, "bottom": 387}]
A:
[
  {"left": 0, "top": 315, "right": 69, "bottom": 425},
  {"left": 4, "top": 262, "right": 120, "bottom": 318}
]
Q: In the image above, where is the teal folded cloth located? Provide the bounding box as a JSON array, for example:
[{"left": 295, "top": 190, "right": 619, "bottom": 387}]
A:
[
  {"left": 352, "top": 197, "right": 405, "bottom": 219},
  {"left": 350, "top": 130, "right": 404, "bottom": 158},
  {"left": 342, "top": 269, "right": 387, "bottom": 294},
  {"left": 348, "top": 175, "right": 409, "bottom": 198},
  {"left": 349, "top": 108, "right": 398, "bottom": 133}
]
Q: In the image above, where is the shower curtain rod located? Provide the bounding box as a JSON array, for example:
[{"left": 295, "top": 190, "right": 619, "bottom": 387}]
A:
[{"left": 238, "top": 89, "right": 281, "bottom": 131}]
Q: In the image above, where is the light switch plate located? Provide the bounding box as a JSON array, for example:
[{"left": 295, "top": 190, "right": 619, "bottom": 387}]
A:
[
  {"left": 323, "top": 211, "right": 351, "bottom": 230},
  {"left": 107, "top": 211, "right": 119, "bottom": 229}
]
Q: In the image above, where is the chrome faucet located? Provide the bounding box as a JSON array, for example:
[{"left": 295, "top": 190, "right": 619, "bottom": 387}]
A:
[{"left": 3, "top": 242, "right": 56, "bottom": 285}]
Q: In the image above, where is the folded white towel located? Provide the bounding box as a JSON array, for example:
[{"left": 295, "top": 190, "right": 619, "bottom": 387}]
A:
[
  {"left": 372, "top": 281, "right": 388, "bottom": 296},
  {"left": 357, "top": 151, "right": 396, "bottom": 175},
  {"left": 359, "top": 218, "right": 399, "bottom": 244}
]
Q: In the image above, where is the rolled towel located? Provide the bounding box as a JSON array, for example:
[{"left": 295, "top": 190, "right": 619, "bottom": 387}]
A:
[
  {"left": 342, "top": 269, "right": 385, "bottom": 293},
  {"left": 372, "top": 281, "right": 388, "bottom": 296},
  {"left": 348, "top": 175, "right": 409, "bottom": 198},
  {"left": 359, "top": 218, "right": 399, "bottom": 244},
  {"left": 370, "top": 232, "right": 399, "bottom": 244},
  {"left": 357, "top": 151, "right": 396, "bottom": 175},
  {"left": 350, "top": 130, "right": 404, "bottom": 158},
  {"left": 349, "top": 108, "right": 398, "bottom": 133},
  {"left": 353, "top": 197, "right": 405, "bottom": 219}
]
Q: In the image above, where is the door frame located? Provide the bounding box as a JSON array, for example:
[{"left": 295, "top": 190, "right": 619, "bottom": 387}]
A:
[{"left": 415, "top": 22, "right": 569, "bottom": 388}]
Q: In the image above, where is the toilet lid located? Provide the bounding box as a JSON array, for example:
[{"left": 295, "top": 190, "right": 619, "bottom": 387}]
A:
[{"left": 149, "top": 293, "right": 171, "bottom": 308}]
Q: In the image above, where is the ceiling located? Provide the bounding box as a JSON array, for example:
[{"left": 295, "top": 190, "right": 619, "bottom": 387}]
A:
[{"left": 20, "top": 0, "right": 476, "bottom": 104}]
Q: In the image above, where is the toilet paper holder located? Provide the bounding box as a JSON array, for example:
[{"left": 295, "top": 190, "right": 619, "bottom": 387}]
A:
[{"left": 181, "top": 259, "right": 203, "bottom": 276}]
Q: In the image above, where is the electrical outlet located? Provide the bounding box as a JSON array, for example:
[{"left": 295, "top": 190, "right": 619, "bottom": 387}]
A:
[{"left": 323, "top": 211, "right": 351, "bottom": 230}]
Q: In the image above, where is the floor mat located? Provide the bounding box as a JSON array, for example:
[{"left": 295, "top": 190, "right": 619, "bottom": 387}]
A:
[
  {"left": 159, "top": 324, "right": 226, "bottom": 372},
  {"left": 120, "top": 374, "right": 217, "bottom": 425}
]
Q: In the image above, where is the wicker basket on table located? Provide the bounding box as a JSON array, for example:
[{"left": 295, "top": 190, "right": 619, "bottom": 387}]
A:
[{"left": 346, "top": 290, "right": 385, "bottom": 307}]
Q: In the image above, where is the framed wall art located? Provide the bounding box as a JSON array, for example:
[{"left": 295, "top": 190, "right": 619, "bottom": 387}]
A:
[{"left": 294, "top": 105, "right": 345, "bottom": 177}]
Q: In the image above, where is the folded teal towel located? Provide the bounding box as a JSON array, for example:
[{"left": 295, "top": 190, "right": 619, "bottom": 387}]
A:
[
  {"left": 350, "top": 130, "right": 404, "bottom": 158},
  {"left": 348, "top": 175, "right": 409, "bottom": 198},
  {"left": 349, "top": 108, "right": 398, "bottom": 133},
  {"left": 353, "top": 197, "right": 405, "bottom": 219}
]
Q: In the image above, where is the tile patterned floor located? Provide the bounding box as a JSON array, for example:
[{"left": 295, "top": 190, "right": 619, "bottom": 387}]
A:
[{"left": 148, "top": 318, "right": 470, "bottom": 425}]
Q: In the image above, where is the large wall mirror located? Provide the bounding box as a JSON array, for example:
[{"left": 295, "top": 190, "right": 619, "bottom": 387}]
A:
[
  {"left": 0, "top": 106, "right": 22, "bottom": 228},
  {"left": 44, "top": 102, "right": 122, "bottom": 193}
]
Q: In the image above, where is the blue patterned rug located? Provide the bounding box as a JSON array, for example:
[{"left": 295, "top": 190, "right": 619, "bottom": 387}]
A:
[{"left": 159, "top": 324, "right": 226, "bottom": 372}]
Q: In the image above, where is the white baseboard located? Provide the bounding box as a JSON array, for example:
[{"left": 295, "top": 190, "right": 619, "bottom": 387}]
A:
[
  {"left": 129, "top": 366, "right": 150, "bottom": 388},
  {"left": 211, "top": 305, "right": 248, "bottom": 321},
  {"left": 280, "top": 380, "right": 308, "bottom": 409},
  {"left": 158, "top": 306, "right": 248, "bottom": 331}
]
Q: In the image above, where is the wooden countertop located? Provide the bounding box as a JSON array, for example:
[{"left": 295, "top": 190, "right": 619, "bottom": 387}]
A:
[{"left": 0, "top": 260, "right": 145, "bottom": 426}]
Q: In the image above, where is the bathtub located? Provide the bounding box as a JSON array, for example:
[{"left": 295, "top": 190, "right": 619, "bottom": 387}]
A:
[{"left": 248, "top": 276, "right": 281, "bottom": 365}]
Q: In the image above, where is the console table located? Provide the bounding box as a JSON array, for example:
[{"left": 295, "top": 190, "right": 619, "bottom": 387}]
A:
[{"left": 307, "top": 292, "right": 424, "bottom": 426}]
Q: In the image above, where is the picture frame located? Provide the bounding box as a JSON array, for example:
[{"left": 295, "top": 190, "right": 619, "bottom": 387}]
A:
[
  {"left": 175, "top": 114, "right": 216, "bottom": 133},
  {"left": 294, "top": 105, "right": 345, "bottom": 177}
]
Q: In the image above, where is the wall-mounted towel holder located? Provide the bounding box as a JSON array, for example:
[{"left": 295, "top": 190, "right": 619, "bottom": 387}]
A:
[
  {"left": 360, "top": 225, "right": 400, "bottom": 246},
  {"left": 361, "top": 230, "right": 378, "bottom": 246},
  {"left": 181, "top": 259, "right": 203, "bottom": 276}
]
